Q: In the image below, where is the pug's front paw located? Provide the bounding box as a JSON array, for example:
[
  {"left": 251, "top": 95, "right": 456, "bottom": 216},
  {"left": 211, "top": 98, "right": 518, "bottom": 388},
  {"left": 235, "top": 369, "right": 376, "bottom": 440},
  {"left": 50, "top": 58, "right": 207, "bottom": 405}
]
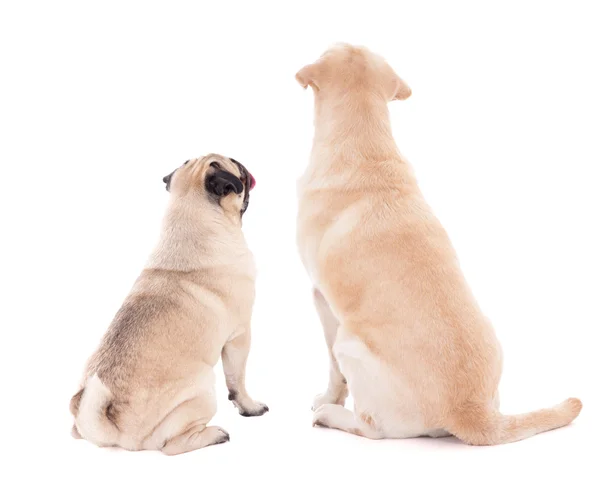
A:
[{"left": 229, "top": 391, "right": 269, "bottom": 417}]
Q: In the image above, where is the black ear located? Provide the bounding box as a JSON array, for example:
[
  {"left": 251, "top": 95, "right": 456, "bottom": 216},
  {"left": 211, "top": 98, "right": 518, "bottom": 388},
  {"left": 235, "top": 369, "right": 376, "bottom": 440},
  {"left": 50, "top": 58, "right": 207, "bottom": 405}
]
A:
[
  {"left": 162, "top": 170, "right": 176, "bottom": 192},
  {"left": 205, "top": 169, "right": 244, "bottom": 197}
]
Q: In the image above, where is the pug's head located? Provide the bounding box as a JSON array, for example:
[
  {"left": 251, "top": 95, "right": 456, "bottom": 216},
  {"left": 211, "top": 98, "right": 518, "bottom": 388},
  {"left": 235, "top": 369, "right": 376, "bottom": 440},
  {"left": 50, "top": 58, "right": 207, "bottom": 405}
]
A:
[
  {"left": 162, "top": 154, "right": 256, "bottom": 220},
  {"left": 295, "top": 43, "right": 411, "bottom": 102}
]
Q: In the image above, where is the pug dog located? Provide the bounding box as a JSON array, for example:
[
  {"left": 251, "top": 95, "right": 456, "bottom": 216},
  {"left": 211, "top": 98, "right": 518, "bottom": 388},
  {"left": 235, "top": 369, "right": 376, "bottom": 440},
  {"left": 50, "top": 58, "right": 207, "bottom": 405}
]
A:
[
  {"left": 70, "top": 154, "right": 268, "bottom": 455},
  {"left": 295, "top": 44, "right": 581, "bottom": 445}
]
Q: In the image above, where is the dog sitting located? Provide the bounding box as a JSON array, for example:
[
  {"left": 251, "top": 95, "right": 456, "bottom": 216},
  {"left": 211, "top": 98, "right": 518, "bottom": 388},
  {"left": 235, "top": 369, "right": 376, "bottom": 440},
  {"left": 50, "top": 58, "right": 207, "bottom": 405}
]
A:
[
  {"left": 295, "top": 44, "right": 581, "bottom": 445},
  {"left": 70, "top": 154, "right": 267, "bottom": 455}
]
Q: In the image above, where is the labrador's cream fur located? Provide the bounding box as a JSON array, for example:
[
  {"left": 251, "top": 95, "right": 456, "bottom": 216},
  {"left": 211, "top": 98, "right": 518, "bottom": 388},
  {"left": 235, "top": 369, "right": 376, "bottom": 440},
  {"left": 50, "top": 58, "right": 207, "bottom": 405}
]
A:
[
  {"left": 296, "top": 44, "right": 582, "bottom": 445},
  {"left": 70, "top": 154, "right": 267, "bottom": 455}
]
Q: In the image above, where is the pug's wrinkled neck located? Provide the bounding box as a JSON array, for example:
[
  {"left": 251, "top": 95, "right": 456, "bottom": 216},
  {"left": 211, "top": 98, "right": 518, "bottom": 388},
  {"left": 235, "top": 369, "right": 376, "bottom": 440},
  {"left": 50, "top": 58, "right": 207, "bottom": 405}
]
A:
[{"left": 146, "top": 196, "right": 249, "bottom": 272}]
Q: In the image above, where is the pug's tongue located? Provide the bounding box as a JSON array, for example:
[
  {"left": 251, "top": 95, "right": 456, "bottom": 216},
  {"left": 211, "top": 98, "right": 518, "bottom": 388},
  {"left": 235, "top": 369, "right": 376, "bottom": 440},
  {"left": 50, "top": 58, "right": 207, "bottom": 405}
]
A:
[{"left": 248, "top": 172, "right": 256, "bottom": 190}]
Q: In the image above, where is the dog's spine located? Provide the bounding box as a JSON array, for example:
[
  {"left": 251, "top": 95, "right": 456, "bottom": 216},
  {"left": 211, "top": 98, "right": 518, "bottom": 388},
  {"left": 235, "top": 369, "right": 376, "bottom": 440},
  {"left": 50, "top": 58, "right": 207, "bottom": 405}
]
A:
[{"left": 446, "top": 397, "right": 582, "bottom": 445}]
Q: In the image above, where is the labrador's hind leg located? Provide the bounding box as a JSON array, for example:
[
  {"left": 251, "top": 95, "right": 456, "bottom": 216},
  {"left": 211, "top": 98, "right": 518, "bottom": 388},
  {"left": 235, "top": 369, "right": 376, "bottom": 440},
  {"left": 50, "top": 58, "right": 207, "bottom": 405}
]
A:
[{"left": 313, "top": 403, "right": 383, "bottom": 440}]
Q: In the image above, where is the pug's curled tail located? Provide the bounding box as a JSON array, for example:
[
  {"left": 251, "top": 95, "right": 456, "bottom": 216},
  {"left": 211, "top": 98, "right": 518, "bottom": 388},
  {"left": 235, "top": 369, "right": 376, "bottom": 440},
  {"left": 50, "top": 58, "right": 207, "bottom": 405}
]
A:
[{"left": 69, "top": 374, "right": 119, "bottom": 446}]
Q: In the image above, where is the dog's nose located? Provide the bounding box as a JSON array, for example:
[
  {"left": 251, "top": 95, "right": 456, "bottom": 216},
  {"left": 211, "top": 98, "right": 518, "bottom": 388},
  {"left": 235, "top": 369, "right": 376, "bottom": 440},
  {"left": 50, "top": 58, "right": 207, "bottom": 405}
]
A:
[{"left": 163, "top": 176, "right": 169, "bottom": 184}]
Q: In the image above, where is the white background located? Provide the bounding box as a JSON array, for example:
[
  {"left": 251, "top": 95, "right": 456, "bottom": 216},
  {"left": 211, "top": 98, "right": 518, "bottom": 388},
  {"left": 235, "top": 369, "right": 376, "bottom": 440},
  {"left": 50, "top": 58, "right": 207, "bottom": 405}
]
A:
[{"left": 1, "top": 1, "right": 598, "bottom": 497}]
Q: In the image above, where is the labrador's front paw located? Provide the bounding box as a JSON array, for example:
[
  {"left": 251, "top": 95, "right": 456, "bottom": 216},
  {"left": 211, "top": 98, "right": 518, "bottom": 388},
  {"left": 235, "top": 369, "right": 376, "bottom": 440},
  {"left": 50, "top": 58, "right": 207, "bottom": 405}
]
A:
[{"left": 312, "top": 389, "right": 347, "bottom": 411}]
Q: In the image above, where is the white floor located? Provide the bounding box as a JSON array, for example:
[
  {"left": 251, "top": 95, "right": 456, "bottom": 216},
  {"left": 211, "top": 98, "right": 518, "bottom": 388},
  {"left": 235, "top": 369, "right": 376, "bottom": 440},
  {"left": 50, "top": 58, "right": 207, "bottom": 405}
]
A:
[{"left": 20, "top": 375, "right": 594, "bottom": 498}]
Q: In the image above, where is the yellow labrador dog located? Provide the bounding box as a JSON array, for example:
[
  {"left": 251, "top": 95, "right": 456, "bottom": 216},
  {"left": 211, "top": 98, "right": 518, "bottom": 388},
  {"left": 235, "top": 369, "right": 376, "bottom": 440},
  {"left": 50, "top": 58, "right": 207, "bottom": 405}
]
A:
[
  {"left": 70, "top": 154, "right": 267, "bottom": 455},
  {"left": 295, "top": 44, "right": 581, "bottom": 445}
]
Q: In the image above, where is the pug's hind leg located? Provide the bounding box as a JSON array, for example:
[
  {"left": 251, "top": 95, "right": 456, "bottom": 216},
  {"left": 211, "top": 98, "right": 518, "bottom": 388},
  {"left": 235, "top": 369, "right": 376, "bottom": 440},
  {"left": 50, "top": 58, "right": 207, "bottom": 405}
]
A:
[
  {"left": 161, "top": 425, "right": 230, "bottom": 456},
  {"left": 312, "top": 289, "right": 348, "bottom": 410},
  {"left": 222, "top": 330, "right": 269, "bottom": 417}
]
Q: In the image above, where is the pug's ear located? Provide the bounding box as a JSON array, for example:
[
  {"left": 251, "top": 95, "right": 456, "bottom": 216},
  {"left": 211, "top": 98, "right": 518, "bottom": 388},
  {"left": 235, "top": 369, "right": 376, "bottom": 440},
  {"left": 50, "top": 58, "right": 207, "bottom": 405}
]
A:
[
  {"left": 295, "top": 63, "right": 320, "bottom": 90},
  {"left": 206, "top": 169, "right": 244, "bottom": 197},
  {"left": 391, "top": 74, "right": 412, "bottom": 101}
]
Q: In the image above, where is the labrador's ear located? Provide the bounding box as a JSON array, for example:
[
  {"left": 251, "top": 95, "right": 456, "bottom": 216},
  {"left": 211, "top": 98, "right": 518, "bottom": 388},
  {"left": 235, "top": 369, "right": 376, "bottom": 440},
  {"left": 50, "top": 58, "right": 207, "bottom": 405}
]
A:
[
  {"left": 205, "top": 169, "right": 244, "bottom": 197},
  {"left": 295, "top": 63, "right": 321, "bottom": 90},
  {"left": 391, "top": 74, "right": 412, "bottom": 101}
]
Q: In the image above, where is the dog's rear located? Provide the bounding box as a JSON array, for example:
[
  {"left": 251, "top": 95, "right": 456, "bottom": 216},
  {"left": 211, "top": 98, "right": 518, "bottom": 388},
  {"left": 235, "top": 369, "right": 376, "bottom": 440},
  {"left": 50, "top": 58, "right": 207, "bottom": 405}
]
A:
[
  {"left": 69, "top": 155, "right": 265, "bottom": 454},
  {"left": 296, "top": 43, "right": 582, "bottom": 446},
  {"left": 70, "top": 374, "right": 119, "bottom": 446}
]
